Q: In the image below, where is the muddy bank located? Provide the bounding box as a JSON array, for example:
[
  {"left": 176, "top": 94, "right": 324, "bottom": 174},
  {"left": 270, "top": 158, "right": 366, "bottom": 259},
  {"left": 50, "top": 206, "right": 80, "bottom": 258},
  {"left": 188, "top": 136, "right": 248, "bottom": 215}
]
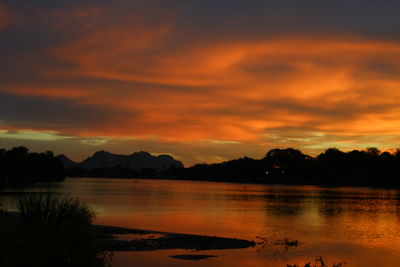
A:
[
  {"left": 169, "top": 254, "right": 218, "bottom": 261},
  {"left": 93, "top": 225, "right": 256, "bottom": 252},
  {"left": 1, "top": 211, "right": 256, "bottom": 253}
]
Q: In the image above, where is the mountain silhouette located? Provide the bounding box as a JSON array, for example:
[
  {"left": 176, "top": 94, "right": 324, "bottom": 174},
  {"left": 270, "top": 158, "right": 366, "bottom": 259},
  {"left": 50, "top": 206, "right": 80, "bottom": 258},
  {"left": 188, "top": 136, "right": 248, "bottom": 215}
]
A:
[
  {"left": 57, "top": 154, "right": 77, "bottom": 169},
  {"left": 57, "top": 151, "right": 183, "bottom": 170}
]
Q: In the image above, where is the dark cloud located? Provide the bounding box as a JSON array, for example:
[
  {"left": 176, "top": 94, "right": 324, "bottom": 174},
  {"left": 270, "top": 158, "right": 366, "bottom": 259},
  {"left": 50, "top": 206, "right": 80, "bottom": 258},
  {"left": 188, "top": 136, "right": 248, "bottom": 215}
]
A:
[
  {"left": 353, "top": 61, "right": 400, "bottom": 80},
  {"left": 176, "top": 0, "right": 400, "bottom": 42},
  {"left": 0, "top": 92, "right": 132, "bottom": 130}
]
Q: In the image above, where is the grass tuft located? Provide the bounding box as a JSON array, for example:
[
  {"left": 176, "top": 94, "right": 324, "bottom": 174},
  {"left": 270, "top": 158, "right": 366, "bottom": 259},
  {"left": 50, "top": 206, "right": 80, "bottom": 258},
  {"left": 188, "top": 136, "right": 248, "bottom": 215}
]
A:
[
  {"left": 0, "top": 193, "right": 110, "bottom": 267},
  {"left": 17, "top": 192, "right": 95, "bottom": 228}
]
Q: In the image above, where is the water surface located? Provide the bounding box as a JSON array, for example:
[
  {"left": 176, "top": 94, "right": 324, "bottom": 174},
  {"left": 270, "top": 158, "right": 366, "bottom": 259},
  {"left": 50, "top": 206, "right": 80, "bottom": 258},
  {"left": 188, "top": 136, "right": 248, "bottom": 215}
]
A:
[{"left": 1, "top": 178, "right": 400, "bottom": 266}]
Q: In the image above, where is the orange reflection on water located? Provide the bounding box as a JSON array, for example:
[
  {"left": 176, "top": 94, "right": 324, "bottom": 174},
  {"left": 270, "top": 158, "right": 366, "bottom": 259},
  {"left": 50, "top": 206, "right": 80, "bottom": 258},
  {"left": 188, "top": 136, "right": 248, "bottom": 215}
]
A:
[{"left": 2, "top": 178, "right": 400, "bottom": 266}]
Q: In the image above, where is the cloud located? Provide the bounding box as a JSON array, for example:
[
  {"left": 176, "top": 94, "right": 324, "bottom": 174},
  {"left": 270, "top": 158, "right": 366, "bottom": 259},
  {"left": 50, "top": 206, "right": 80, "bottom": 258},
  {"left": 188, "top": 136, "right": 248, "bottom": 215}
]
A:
[
  {"left": 80, "top": 137, "right": 111, "bottom": 146},
  {"left": 0, "top": 92, "right": 134, "bottom": 135},
  {"left": 0, "top": 4, "right": 20, "bottom": 30},
  {"left": 0, "top": 130, "right": 70, "bottom": 141},
  {"left": 2, "top": 1, "right": 400, "bottom": 163}
]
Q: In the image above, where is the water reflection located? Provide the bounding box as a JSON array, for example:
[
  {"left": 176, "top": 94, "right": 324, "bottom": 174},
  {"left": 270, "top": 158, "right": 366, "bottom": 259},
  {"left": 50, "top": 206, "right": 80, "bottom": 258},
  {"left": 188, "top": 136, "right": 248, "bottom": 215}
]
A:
[{"left": 1, "top": 179, "right": 400, "bottom": 266}]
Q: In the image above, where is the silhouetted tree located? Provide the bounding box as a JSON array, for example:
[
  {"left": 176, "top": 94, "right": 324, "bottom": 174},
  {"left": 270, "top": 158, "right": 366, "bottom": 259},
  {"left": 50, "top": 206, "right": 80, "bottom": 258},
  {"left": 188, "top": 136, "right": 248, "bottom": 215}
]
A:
[
  {"left": 0, "top": 147, "right": 65, "bottom": 187},
  {"left": 263, "top": 148, "right": 314, "bottom": 182}
]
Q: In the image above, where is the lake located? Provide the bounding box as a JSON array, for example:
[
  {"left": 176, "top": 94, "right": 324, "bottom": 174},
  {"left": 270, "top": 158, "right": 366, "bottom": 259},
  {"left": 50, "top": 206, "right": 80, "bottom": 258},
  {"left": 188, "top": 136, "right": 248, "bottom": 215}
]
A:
[{"left": 1, "top": 178, "right": 400, "bottom": 266}]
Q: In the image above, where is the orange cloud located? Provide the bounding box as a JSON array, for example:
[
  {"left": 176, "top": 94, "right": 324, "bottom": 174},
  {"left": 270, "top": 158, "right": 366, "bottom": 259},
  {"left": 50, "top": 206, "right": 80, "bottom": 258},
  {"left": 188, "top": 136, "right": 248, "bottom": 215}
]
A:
[
  {"left": 3, "top": 3, "right": 400, "bottom": 163},
  {"left": 33, "top": 33, "right": 400, "bottom": 144}
]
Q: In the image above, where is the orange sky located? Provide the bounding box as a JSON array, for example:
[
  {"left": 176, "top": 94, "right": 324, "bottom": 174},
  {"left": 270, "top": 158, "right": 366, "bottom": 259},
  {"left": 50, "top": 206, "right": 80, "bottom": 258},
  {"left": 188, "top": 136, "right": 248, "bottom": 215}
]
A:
[{"left": 1, "top": 1, "right": 400, "bottom": 165}]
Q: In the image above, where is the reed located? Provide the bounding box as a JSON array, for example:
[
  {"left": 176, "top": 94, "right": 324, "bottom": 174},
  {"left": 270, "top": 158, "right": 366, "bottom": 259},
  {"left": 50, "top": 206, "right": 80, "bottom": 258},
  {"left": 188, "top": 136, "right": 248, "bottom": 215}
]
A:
[{"left": 17, "top": 193, "right": 95, "bottom": 228}]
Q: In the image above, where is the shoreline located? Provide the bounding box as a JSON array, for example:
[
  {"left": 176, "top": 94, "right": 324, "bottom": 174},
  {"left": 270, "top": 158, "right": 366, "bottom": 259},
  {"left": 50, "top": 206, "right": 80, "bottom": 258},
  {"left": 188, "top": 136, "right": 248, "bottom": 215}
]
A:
[
  {"left": 94, "top": 224, "right": 257, "bottom": 252},
  {"left": 65, "top": 176, "right": 400, "bottom": 191},
  {"left": 1, "top": 211, "right": 257, "bottom": 252}
]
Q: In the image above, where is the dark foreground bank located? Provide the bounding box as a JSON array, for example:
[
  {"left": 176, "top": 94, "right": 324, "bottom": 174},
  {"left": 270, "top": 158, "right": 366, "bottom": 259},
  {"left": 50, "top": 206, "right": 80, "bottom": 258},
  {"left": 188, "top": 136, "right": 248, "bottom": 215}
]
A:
[{"left": 0, "top": 210, "right": 256, "bottom": 266}]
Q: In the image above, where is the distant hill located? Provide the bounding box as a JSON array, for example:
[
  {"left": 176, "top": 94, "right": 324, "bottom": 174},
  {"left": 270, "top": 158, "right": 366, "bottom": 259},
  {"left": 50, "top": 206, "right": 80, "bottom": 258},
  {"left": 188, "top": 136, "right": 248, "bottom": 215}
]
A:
[{"left": 57, "top": 151, "right": 184, "bottom": 171}]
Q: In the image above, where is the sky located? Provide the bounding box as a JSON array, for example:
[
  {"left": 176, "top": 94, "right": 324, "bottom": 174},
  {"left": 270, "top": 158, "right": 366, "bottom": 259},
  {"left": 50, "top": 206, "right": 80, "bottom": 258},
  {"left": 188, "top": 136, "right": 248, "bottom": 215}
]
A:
[{"left": 1, "top": 0, "right": 400, "bottom": 166}]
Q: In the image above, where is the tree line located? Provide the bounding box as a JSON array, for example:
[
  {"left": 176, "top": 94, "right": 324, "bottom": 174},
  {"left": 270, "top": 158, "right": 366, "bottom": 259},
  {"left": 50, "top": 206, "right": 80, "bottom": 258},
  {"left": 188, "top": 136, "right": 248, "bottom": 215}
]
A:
[
  {"left": 165, "top": 147, "right": 400, "bottom": 187},
  {"left": 66, "top": 146, "right": 400, "bottom": 187},
  {"left": 0, "top": 146, "right": 65, "bottom": 187},
  {"left": 3, "top": 146, "right": 400, "bottom": 188}
]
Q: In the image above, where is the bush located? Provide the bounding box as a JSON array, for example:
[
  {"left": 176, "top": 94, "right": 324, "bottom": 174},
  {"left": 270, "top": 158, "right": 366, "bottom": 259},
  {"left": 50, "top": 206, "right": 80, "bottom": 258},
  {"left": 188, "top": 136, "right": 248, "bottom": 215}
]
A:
[
  {"left": 0, "top": 193, "right": 109, "bottom": 267},
  {"left": 17, "top": 193, "right": 95, "bottom": 229}
]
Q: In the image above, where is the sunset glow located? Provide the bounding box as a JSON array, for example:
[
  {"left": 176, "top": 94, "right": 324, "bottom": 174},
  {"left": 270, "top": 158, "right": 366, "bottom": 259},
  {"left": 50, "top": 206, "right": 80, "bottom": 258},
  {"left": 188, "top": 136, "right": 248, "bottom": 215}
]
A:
[{"left": 2, "top": 1, "right": 400, "bottom": 164}]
